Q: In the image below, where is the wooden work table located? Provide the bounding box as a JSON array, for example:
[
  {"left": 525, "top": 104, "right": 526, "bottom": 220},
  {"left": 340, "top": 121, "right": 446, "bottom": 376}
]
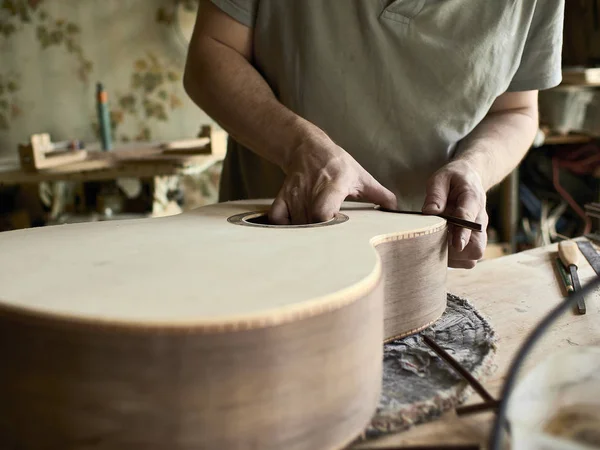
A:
[
  {"left": 353, "top": 240, "right": 600, "bottom": 449},
  {"left": 0, "top": 144, "right": 223, "bottom": 186}
]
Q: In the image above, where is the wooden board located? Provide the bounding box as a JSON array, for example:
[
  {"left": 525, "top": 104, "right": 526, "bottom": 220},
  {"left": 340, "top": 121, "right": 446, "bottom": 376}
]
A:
[
  {"left": 0, "top": 133, "right": 228, "bottom": 186},
  {"left": 352, "top": 240, "right": 600, "bottom": 449},
  {"left": 0, "top": 199, "right": 448, "bottom": 450},
  {"left": 0, "top": 151, "right": 222, "bottom": 185}
]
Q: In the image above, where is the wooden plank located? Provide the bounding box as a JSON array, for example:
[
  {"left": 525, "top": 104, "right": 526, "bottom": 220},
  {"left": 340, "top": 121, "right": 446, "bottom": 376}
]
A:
[
  {"left": 0, "top": 133, "right": 228, "bottom": 185},
  {"left": 353, "top": 241, "right": 600, "bottom": 448},
  {"left": 0, "top": 150, "right": 222, "bottom": 185}
]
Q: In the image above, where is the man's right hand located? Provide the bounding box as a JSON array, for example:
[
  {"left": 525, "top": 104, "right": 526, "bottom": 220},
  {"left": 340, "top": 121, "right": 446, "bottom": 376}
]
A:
[
  {"left": 268, "top": 132, "right": 397, "bottom": 225},
  {"left": 185, "top": 1, "right": 395, "bottom": 224}
]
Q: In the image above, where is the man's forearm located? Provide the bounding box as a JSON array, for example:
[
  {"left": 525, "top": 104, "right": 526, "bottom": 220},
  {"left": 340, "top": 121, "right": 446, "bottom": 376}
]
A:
[
  {"left": 452, "top": 104, "right": 539, "bottom": 191},
  {"left": 184, "top": 36, "right": 321, "bottom": 172}
]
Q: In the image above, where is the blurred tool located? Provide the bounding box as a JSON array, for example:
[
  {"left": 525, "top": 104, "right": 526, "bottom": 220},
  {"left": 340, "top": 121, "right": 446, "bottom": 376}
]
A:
[
  {"left": 577, "top": 240, "right": 600, "bottom": 276},
  {"left": 558, "top": 240, "right": 586, "bottom": 314},
  {"left": 555, "top": 257, "right": 574, "bottom": 295},
  {"left": 18, "top": 133, "right": 87, "bottom": 171},
  {"left": 96, "top": 83, "right": 113, "bottom": 151}
]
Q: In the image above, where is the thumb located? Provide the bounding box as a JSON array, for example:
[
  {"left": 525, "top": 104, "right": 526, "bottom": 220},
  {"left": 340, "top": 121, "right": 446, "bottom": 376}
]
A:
[
  {"left": 423, "top": 170, "right": 451, "bottom": 214},
  {"left": 361, "top": 176, "right": 397, "bottom": 210}
]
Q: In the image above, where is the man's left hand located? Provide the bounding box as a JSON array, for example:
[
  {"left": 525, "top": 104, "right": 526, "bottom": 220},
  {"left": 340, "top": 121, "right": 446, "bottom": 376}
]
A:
[{"left": 422, "top": 161, "right": 488, "bottom": 269}]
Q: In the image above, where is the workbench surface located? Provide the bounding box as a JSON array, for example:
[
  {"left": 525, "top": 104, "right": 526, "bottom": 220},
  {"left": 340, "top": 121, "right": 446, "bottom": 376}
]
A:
[{"left": 354, "top": 240, "right": 600, "bottom": 449}]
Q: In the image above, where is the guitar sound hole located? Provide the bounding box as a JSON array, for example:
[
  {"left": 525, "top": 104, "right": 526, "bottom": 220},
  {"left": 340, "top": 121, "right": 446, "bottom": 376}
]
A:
[
  {"left": 245, "top": 214, "right": 273, "bottom": 226},
  {"left": 227, "top": 212, "right": 349, "bottom": 228}
]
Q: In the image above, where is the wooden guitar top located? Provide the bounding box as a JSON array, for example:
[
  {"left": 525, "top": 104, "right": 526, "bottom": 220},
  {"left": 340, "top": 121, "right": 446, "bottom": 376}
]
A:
[{"left": 0, "top": 199, "right": 445, "bottom": 328}]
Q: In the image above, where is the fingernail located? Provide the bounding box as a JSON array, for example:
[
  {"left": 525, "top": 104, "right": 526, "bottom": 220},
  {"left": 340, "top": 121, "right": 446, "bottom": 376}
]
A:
[
  {"left": 424, "top": 202, "right": 440, "bottom": 212},
  {"left": 460, "top": 237, "right": 467, "bottom": 251}
]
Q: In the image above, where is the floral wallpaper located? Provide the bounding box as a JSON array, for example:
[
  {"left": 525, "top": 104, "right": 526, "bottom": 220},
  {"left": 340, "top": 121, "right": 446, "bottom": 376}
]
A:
[
  {"left": 0, "top": 72, "right": 21, "bottom": 129},
  {"left": 0, "top": 0, "right": 221, "bottom": 204},
  {"left": 1, "top": 0, "right": 93, "bottom": 131},
  {"left": 100, "top": 52, "right": 184, "bottom": 143}
]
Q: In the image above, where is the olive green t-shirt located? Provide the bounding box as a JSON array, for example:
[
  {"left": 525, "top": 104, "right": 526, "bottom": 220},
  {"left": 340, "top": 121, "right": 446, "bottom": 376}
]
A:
[{"left": 210, "top": 0, "right": 564, "bottom": 210}]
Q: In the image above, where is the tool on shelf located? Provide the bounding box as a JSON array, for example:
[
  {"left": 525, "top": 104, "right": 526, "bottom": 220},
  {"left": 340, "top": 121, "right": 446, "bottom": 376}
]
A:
[
  {"left": 18, "top": 133, "right": 87, "bottom": 172},
  {"left": 96, "top": 82, "right": 113, "bottom": 151},
  {"left": 558, "top": 240, "right": 586, "bottom": 315}
]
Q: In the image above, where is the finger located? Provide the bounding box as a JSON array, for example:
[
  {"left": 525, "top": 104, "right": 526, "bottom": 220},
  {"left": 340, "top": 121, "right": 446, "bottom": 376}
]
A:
[
  {"left": 450, "top": 190, "right": 482, "bottom": 251},
  {"left": 311, "top": 185, "right": 348, "bottom": 223},
  {"left": 422, "top": 170, "right": 451, "bottom": 214},
  {"left": 360, "top": 176, "right": 397, "bottom": 209},
  {"left": 448, "top": 238, "right": 485, "bottom": 262},
  {"left": 448, "top": 259, "right": 477, "bottom": 269},
  {"left": 268, "top": 193, "right": 290, "bottom": 225},
  {"left": 287, "top": 185, "right": 309, "bottom": 225},
  {"left": 448, "top": 223, "right": 470, "bottom": 253},
  {"left": 453, "top": 227, "right": 472, "bottom": 253},
  {"left": 448, "top": 217, "right": 488, "bottom": 261}
]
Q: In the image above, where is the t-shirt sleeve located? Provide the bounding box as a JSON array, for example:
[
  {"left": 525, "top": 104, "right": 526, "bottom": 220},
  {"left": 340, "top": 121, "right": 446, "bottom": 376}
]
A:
[
  {"left": 209, "top": 0, "right": 258, "bottom": 28},
  {"left": 507, "top": 0, "right": 565, "bottom": 92}
]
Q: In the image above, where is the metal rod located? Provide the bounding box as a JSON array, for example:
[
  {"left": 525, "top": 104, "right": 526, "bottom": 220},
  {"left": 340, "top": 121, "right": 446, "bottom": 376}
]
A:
[
  {"left": 455, "top": 400, "right": 500, "bottom": 416},
  {"left": 422, "top": 335, "right": 495, "bottom": 403}
]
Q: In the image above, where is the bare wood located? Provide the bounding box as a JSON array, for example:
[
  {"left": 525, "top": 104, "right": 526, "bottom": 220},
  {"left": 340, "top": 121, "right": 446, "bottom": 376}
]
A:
[
  {"left": 18, "top": 133, "right": 87, "bottom": 171},
  {"left": 352, "top": 240, "right": 600, "bottom": 449},
  {"left": 160, "top": 136, "right": 211, "bottom": 152},
  {"left": 558, "top": 240, "right": 580, "bottom": 269},
  {"left": 0, "top": 199, "right": 448, "bottom": 450},
  {"left": 0, "top": 130, "right": 227, "bottom": 186},
  {"left": 0, "top": 151, "right": 222, "bottom": 186}
]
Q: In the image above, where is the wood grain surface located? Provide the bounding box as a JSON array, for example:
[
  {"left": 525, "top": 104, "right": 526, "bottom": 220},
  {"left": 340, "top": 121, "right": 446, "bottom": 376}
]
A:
[
  {"left": 352, "top": 240, "right": 600, "bottom": 449},
  {"left": 0, "top": 199, "right": 449, "bottom": 450}
]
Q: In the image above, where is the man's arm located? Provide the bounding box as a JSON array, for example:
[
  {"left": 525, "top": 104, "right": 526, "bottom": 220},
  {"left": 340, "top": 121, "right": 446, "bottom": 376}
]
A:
[
  {"left": 453, "top": 90, "right": 539, "bottom": 191},
  {"left": 183, "top": 0, "right": 306, "bottom": 170},
  {"left": 423, "top": 91, "right": 539, "bottom": 268},
  {"left": 183, "top": 0, "right": 396, "bottom": 224}
]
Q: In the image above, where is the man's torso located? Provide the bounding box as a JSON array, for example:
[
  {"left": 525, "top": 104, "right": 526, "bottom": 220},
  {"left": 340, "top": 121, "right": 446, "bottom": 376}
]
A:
[{"left": 218, "top": 0, "right": 554, "bottom": 209}]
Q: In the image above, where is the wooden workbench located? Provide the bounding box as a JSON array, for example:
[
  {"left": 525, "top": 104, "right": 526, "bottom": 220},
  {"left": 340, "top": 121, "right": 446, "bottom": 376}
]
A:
[
  {"left": 353, "top": 240, "right": 600, "bottom": 449},
  {"left": 0, "top": 144, "right": 223, "bottom": 186},
  {"left": 0, "top": 136, "right": 227, "bottom": 225}
]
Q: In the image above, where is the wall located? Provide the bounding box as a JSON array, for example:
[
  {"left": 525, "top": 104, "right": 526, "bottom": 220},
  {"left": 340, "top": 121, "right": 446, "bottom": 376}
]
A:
[{"left": 0, "top": 0, "right": 213, "bottom": 157}]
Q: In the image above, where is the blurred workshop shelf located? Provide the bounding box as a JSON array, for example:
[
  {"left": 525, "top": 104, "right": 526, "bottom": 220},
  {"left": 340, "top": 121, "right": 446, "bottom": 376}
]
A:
[{"left": 0, "top": 140, "right": 224, "bottom": 186}]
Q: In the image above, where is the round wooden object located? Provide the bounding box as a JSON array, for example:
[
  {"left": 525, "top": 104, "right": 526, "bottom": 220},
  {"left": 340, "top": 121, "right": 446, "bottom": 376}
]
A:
[{"left": 0, "top": 199, "right": 448, "bottom": 450}]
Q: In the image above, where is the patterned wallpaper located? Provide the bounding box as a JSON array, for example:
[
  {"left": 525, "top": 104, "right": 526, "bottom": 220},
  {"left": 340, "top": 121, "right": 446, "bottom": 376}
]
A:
[{"left": 0, "top": 0, "right": 214, "bottom": 157}]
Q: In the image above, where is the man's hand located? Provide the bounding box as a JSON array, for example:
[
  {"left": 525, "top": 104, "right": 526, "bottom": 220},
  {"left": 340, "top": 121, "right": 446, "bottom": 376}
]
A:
[
  {"left": 269, "top": 132, "right": 397, "bottom": 225},
  {"left": 422, "top": 161, "right": 488, "bottom": 269},
  {"left": 418, "top": 90, "right": 538, "bottom": 269}
]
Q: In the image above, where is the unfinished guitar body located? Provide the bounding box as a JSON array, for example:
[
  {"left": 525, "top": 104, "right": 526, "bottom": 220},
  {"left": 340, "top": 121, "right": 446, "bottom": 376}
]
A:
[{"left": 0, "top": 199, "right": 448, "bottom": 450}]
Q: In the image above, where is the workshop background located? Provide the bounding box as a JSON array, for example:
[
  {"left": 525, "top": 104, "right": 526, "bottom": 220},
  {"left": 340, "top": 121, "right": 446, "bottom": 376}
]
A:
[{"left": 1, "top": 0, "right": 600, "bottom": 260}]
